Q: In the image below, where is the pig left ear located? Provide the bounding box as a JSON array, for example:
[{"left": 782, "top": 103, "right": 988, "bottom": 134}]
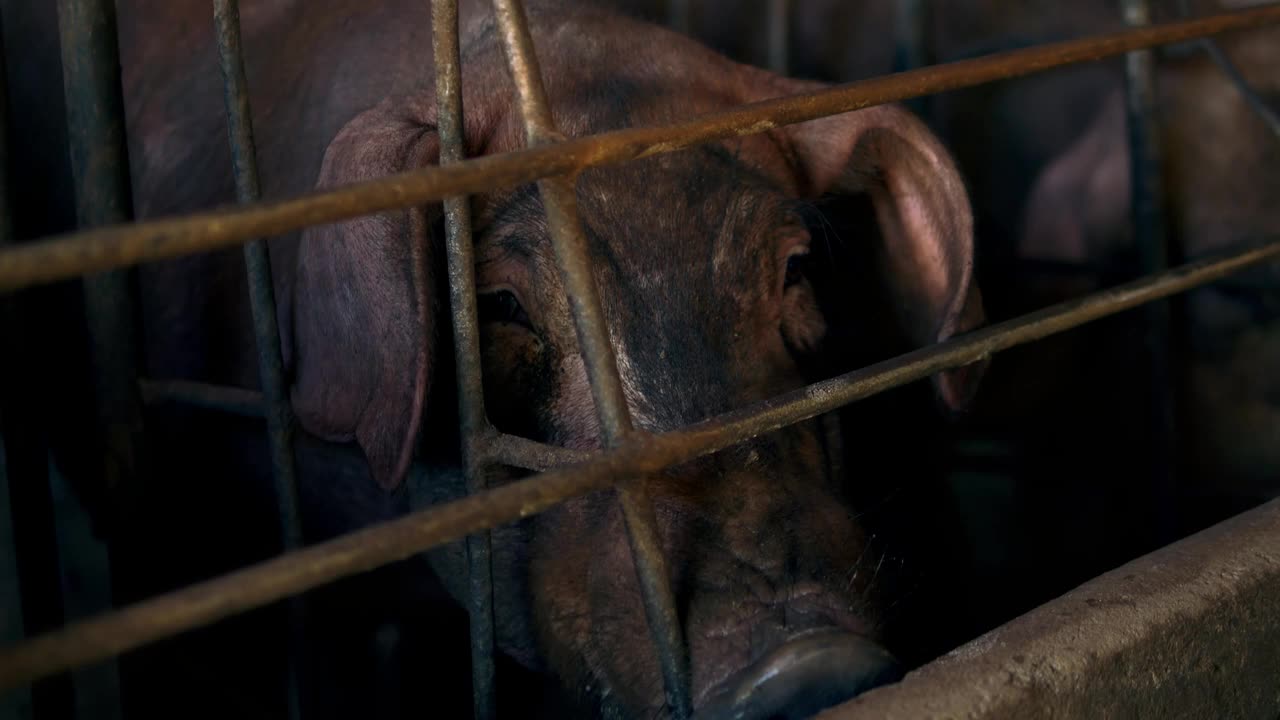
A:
[{"left": 777, "top": 102, "right": 989, "bottom": 411}]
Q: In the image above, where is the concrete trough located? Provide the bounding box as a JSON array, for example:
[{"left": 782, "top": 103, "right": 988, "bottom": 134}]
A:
[{"left": 826, "top": 498, "right": 1280, "bottom": 719}]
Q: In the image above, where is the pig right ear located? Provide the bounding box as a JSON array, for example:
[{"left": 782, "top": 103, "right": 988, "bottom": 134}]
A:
[
  {"left": 290, "top": 96, "right": 441, "bottom": 491},
  {"left": 777, "top": 100, "right": 989, "bottom": 412}
]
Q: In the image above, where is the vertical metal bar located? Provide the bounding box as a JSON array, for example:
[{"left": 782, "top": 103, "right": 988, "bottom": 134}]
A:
[
  {"left": 0, "top": 20, "right": 74, "bottom": 719},
  {"left": 0, "top": 442, "right": 35, "bottom": 720},
  {"left": 1121, "top": 0, "right": 1177, "bottom": 544},
  {"left": 1200, "top": 40, "right": 1280, "bottom": 139},
  {"left": 489, "top": 1, "right": 692, "bottom": 716},
  {"left": 210, "top": 3, "right": 305, "bottom": 719},
  {"left": 894, "top": 0, "right": 933, "bottom": 116},
  {"left": 54, "top": 2, "right": 140, "bottom": 714},
  {"left": 893, "top": 0, "right": 932, "bottom": 71},
  {"left": 56, "top": 0, "right": 147, "bottom": 528},
  {"left": 1173, "top": 0, "right": 1280, "bottom": 140},
  {"left": 667, "top": 0, "right": 691, "bottom": 35},
  {"left": 766, "top": 0, "right": 791, "bottom": 75},
  {"left": 430, "top": 1, "right": 496, "bottom": 718}
]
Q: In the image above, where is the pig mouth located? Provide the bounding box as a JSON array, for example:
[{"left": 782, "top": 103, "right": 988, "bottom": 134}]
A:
[{"left": 691, "top": 629, "right": 902, "bottom": 720}]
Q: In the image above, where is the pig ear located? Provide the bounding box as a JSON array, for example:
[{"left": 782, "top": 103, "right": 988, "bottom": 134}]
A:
[
  {"left": 779, "top": 102, "right": 989, "bottom": 411},
  {"left": 289, "top": 96, "right": 441, "bottom": 490}
]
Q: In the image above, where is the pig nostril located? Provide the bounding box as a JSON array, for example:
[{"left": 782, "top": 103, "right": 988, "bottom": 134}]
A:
[{"left": 694, "top": 630, "right": 902, "bottom": 720}]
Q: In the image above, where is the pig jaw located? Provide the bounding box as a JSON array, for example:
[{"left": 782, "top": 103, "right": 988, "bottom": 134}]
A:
[{"left": 525, "top": 429, "right": 890, "bottom": 719}]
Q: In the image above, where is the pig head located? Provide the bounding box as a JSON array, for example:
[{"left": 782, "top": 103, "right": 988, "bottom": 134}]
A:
[{"left": 117, "top": 1, "right": 987, "bottom": 717}]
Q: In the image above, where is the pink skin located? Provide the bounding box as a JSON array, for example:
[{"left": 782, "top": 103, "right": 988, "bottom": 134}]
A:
[{"left": 107, "top": 0, "right": 987, "bottom": 716}]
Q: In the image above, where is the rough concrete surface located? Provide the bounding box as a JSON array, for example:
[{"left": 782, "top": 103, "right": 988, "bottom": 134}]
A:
[{"left": 824, "top": 499, "right": 1280, "bottom": 719}]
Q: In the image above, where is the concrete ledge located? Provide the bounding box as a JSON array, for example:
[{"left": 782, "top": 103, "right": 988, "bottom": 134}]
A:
[{"left": 825, "top": 499, "right": 1280, "bottom": 719}]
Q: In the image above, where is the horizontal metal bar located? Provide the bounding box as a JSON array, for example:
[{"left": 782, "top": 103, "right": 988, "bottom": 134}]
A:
[
  {"left": 0, "top": 235, "right": 1275, "bottom": 692},
  {"left": 824, "top": 497, "right": 1280, "bottom": 719},
  {"left": 486, "top": 432, "right": 596, "bottom": 471},
  {"left": 137, "top": 378, "right": 265, "bottom": 418},
  {"left": 1, "top": 4, "right": 1277, "bottom": 295}
]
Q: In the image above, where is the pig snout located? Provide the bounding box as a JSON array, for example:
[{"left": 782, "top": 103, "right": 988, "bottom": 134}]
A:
[
  {"left": 531, "top": 442, "right": 899, "bottom": 719},
  {"left": 694, "top": 630, "right": 902, "bottom": 720}
]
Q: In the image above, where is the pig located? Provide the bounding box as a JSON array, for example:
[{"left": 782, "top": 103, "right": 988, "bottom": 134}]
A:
[
  {"left": 1020, "top": 18, "right": 1280, "bottom": 509},
  {"left": 16, "top": 0, "right": 991, "bottom": 717}
]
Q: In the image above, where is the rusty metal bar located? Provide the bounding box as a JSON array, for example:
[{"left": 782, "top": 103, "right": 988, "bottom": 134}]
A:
[
  {"left": 3, "top": 3, "right": 1278, "bottom": 295},
  {"left": 56, "top": 0, "right": 147, "bottom": 537},
  {"left": 489, "top": 0, "right": 693, "bottom": 714},
  {"left": 210, "top": 4, "right": 305, "bottom": 717},
  {"left": 893, "top": 0, "right": 932, "bottom": 71},
  {"left": 667, "top": 0, "right": 691, "bottom": 35},
  {"left": 1121, "top": 0, "right": 1178, "bottom": 544},
  {"left": 1203, "top": 39, "right": 1280, "bottom": 138},
  {"left": 487, "top": 432, "right": 596, "bottom": 472},
  {"left": 0, "top": 18, "right": 75, "bottom": 718},
  {"left": 0, "top": 439, "right": 36, "bottom": 720},
  {"left": 2, "top": 232, "right": 1276, "bottom": 696},
  {"left": 824, "top": 497, "right": 1280, "bottom": 719},
  {"left": 431, "top": 0, "right": 497, "bottom": 716},
  {"left": 894, "top": 0, "right": 933, "bottom": 116},
  {"left": 766, "top": 0, "right": 791, "bottom": 74},
  {"left": 213, "top": 0, "right": 303, "bottom": 557}
]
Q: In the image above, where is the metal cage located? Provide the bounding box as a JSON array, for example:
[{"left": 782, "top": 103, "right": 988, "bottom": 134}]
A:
[{"left": 0, "top": 0, "right": 1278, "bottom": 718}]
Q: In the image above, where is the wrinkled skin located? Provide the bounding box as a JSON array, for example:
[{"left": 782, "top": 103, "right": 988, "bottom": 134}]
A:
[
  {"left": 618, "top": 0, "right": 1279, "bottom": 631},
  {"left": 75, "top": 0, "right": 989, "bottom": 717}
]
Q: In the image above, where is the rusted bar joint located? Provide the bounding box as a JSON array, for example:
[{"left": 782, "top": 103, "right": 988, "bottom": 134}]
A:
[
  {"left": 490, "top": 0, "right": 693, "bottom": 714},
  {"left": 432, "top": 0, "right": 497, "bottom": 716},
  {"left": 486, "top": 432, "right": 597, "bottom": 472},
  {"left": 3, "top": 233, "right": 1275, "bottom": 698},
  {"left": 3, "top": 5, "right": 1278, "bottom": 296}
]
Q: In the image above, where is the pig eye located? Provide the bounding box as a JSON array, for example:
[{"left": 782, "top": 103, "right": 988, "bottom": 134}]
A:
[
  {"left": 477, "top": 288, "right": 531, "bottom": 329},
  {"left": 784, "top": 250, "right": 810, "bottom": 289}
]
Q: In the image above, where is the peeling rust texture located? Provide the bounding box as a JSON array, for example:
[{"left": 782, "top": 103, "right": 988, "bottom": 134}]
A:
[
  {"left": 822, "top": 499, "right": 1280, "bottom": 720},
  {"left": 1, "top": 4, "right": 1278, "bottom": 295}
]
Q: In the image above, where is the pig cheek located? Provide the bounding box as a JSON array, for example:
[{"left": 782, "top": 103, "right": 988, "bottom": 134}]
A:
[
  {"left": 528, "top": 500, "right": 660, "bottom": 714},
  {"left": 781, "top": 284, "right": 827, "bottom": 356},
  {"left": 547, "top": 353, "right": 604, "bottom": 450}
]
